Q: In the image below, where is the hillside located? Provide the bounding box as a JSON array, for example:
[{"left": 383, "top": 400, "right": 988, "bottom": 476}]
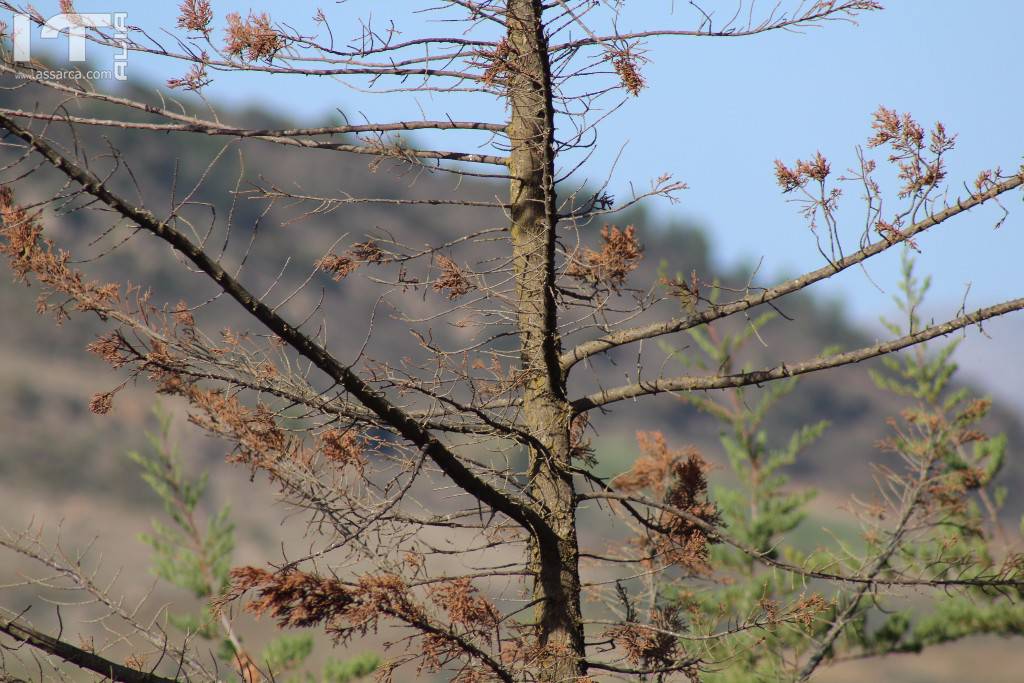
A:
[{"left": 1, "top": 72, "right": 1021, "bottom": 681}]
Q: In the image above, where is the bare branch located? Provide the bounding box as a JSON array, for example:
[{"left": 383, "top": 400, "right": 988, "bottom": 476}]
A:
[
  {"left": 561, "top": 171, "right": 1024, "bottom": 371},
  {"left": 0, "top": 111, "right": 542, "bottom": 537},
  {"left": 580, "top": 492, "right": 1024, "bottom": 589},
  {"left": 573, "top": 297, "right": 1024, "bottom": 410},
  {"left": 549, "top": 1, "right": 884, "bottom": 52},
  {"left": 0, "top": 618, "right": 179, "bottom": 683}
]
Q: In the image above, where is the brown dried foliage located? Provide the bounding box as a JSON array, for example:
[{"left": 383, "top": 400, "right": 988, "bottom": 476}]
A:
[
  {"left": 86, "top": 331, "right": 133, "bottom": 369},
  {"left": 614, "top": 432, "right": 721, "bottom": 570},
  {"left": 180, "top": 385, "right": 309, "bottom": 483},
  {"left": 172, "top": 300, "right": 196, "bottom": 328},
  {"left": 428, "top": 578, "right": 500, "bottom": 633},
  {"left": 791, "top": 593, "right": 830, "bottom": 629},
  {"left": 223, "top": 567, "right": 354, "bottom": 629},
  {"left": 224, "top": 567, "right": 431, "bottom": 646},
  {"left": 316, "top": 253, "right": 357, "bottom": 281},
  {"left": 168, "top": 61, "right": 211, "bottom": 91},
  {"left": 660, "top": 269, "right": 701, "bottom": 308},
  {"left": 661, "top": 456, "right": 721, "bottom": 571},
  {"left": 874, "top": 219, "right": 919, "bottom": 251},
  {"left": 477, "top": 38, "right": 512, "bottom": 86},
  {"left": 88, "top": 390, "right": 116, "bottom": 415},
  {"left": 320, "top": 428, "right": 366, "bottom": 473},
  {"left": 974, "top": 168, "right": 1001, "bottom": 194},
  {"left": 567, "top": 225, "right": 642, "bottom": 292},
  {"left": 350, "top": 240, "right": 385, "bottom": 264},
  {"left": 614, "top": 431, "right": 691, "bottom": 496},
  {"left": 334, "top": 572, "right": 425, "bottom": 629},
  {"left": 606, "top": 605, "right": 687, "bottom": 668},
  {"left": 0, "top": 187, "right": 121, "bottom": 322},
  {"left": 222, "top": 565, "right": 514, "bottom": 681},
  {"left": 433, "top": 255, "right": 474, "bottom": 299}
]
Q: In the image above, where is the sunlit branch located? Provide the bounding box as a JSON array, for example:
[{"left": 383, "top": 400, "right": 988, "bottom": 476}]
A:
[
  {"left": 0, "top": 109, "right": 506, "bottom": 135},
  {"left": 548, "top": 1, "right": 883, "bottom": 52},
  {"left": 585, "top": 657, "right": 701, "bottom": 676},
  {"left": 0, "top": 111, "right": 542, "bottom": 538},
  {"left": 572, "top": 297, "right": 1024, "bottom": 410},
  {"left": 560, "top": 172, "right": 1024, "bottom": 371},
  {"left": 0, "top": 65, "right": 507, "bottom": 166}
]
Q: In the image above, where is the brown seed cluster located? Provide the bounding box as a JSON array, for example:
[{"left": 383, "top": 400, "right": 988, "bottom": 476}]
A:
[
  {"left": 774, "top": 151, "right": 831, "bottom": 193},
  {"left": 176, "top": 0, "right": 213, "bottom": 34},
  {"left": 609, "top": 47, "right": 646, "bottom": 96},
  {"left": 225, "top": 12, "right": 283, "bottom": 62},
  {"left": 868, "top": 106, "right": 955, "bottom": 198},
  {"left": 167, "top": 61, "right": 211, "bottom": 91}
]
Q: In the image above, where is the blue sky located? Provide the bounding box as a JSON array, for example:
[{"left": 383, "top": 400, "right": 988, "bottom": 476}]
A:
[{"left": 10, "top": 2, "right": 1023, "bottom": 329}]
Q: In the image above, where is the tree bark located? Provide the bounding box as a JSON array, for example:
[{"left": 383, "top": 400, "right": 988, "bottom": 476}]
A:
[{"left": 506, "top": 1, "right": 585, "bottom": 680}]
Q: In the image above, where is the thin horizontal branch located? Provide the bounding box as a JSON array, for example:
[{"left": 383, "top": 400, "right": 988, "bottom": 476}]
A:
[
  {"left": 0, "top": 618, "right": 179, "bottom": 683},
  {"left": 560, "top": 171, "right": 1024, "bottom": 371},
  {"left": 0, "top": 65, "right": 506, "bottom": 166},
  {"left": 0, "top": 112, "right": 541, "bottom": 539},
  {"left": 573, "top": 297, "right": 1024, "bottom": 410},
  {"left": 549, "top": 1, "right": 882, "bottom": 52},
  {"left": 290, "top": 34, "right": 498, "bottom": 59},
  {"left": 584, "top": 616, "right": 772, "bottom": 643},
  {"left": 0, "top": 4, "right": 497, "bottom": 62},
  {"left": 252, "top": 187, "right": 509, "bottom": 210},
  {"left": 204, "top": 64, "right": 481, "bottom": 80},
  {"left": 379, "top": 608, "right": 514, "bottom": 683},
  {"left": 586, "top": 657, "right": 701, "bottom": 676},
  {"left": 139, "top": 356, "right": 511, "bottom": 437},
  {"left": 580, "top": 492, "right": 1024, "bottom": 589},
  {"left": 2, "top": 31, "right": 484, "bottom": 82},
  {"left": 0, "top": 109, "right": 507, "bottom": 135}
]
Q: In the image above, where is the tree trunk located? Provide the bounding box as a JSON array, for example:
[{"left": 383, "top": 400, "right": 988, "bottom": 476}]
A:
[{"left": 506, "top": 1, "right": 585, "bottom": 680}]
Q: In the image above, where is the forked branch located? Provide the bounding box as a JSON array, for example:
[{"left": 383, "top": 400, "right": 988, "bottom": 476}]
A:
[
  {"left": 572, "top": 297, "right": 1024, "bottom": 410},
  {"left": 560, "top": 171, "right": 1024, "bottom": 372},
  {"left": 0, "top": 111, "right": 543, "bottom": 538}
]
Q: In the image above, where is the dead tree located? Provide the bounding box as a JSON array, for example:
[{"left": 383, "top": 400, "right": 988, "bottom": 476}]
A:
[{"left": 1, "top": 2, "right": 1023, "bottom": 681}]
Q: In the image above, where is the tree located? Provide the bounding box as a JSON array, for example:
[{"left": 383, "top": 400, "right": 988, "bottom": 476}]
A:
[{"left": 1, "top": 1, "right": 1023, "bottom": 681}]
